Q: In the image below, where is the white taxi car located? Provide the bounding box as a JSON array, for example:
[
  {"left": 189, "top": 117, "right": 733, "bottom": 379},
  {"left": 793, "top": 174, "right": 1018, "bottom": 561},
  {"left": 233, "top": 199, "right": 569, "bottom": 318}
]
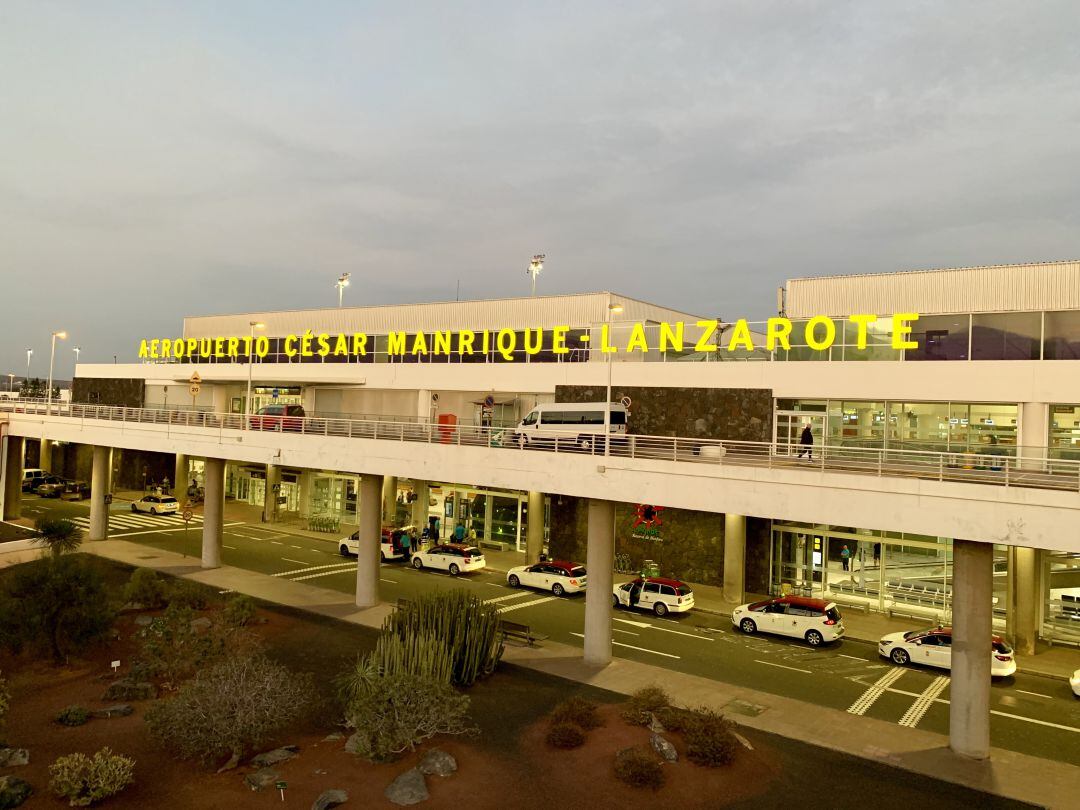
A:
[
  {"left": 507, "top": 560, "right": 586, "bottom": 596},
  {"left": 338, "top": 527, "right": 414, "bottom": 562},
  {"left": 732, "top": 596, "right": 845, "bottom": 646},
  {"left": 411, "top": 543, "right": 486, "bottom": 576},
  {"left": 878, "top": 627, "right": 1017, "bottom": 677},
  {"left": 612, "top": 577, "right": 694, "bottom": 617},
  {"left": 1070, "top": 668, "right": 1079, "bottom": 698},
  {"left": 131, "top": 495, "right": 179, "bottom": 515}
]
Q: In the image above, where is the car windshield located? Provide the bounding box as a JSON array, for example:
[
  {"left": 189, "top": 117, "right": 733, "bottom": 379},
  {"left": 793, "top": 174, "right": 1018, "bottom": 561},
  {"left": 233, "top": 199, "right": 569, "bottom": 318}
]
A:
[
  {"left": 161, "top": 497, "right": 178, "bottom": 504},
  {"left": 748, "top": 600, "right": 772, "bottom": 611},
  {"left": 826, "top": 607, "right": 842, "bottom": 622},
  {"left": 463, "top": 547, "right": 482, "bottom": 556},
  {"left": 903, "top": 628, "right": 937, "bottom": 641},
  {"left": 993, "top": 640, "right": 1013, "bottom": 654}
]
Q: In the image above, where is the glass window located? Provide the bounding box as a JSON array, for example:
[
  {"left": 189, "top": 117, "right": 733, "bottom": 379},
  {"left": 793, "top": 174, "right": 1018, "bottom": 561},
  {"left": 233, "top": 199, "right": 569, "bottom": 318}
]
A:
[
  {"left": 841, "top": 318, "right": 899, "bottom": 361},
  {"left": 1049, "top": 404, "right": 1080, "bottom": 461},
  {"left": 907, "top": 315, "right": 970, "bottom": 361},
  {"left": 1043, "top": 310, "right": 1080, "bottom": 359},
  {"left": 971, "top": 312, "right": 1041, "bottom": 360},
  {"left": 643, "top": 583, "right": 660, "bottom": 594}
]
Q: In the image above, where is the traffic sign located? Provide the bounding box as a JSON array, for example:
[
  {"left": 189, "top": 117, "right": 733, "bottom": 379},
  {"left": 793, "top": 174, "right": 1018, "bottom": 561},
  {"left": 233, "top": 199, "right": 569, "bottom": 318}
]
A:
[
  {"left": 189, "top": 372, "right": 201, "bottom": 384},
  {"left": 182, "top": 508, "right": 194, "bottom": 522},
  {"left": 484, "top": 394, "right": 495, "bottom": 407},
  {"left": 189, "top": 383, "right": 201, "bottom": 396}
]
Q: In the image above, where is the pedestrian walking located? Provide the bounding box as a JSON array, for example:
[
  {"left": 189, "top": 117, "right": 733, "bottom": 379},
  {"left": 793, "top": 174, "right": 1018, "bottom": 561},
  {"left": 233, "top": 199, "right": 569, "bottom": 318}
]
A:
[
  {"left": 454, "top": 522, "right": 466, "bottom": 542},
  {"left": 162, "top": 476, "right": 170, "bottom": 494},
  {"left": 873, "top": 542, "right": 881, "bottom": 565},
  {"left": 840, "top": 544, "right": 851, "bottom": 572},
  {"left": 400, "top": 530, "right": 411, "bottom": 559},
  {"left": 798, "top": 424, "right": 814, "bottom": 460}
]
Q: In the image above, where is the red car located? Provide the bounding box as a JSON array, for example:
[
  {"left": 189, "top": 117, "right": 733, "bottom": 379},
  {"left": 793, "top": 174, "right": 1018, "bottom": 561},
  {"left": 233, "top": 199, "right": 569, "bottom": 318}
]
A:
[{"left": 248, "top": 404, "right": 307, "bottom": 432}]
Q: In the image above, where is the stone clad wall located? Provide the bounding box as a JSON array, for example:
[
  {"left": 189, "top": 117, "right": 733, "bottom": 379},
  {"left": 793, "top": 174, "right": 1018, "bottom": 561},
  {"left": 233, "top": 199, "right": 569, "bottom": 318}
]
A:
[{"left": 553, "top": 385, "right": 772, "bottom": 442}]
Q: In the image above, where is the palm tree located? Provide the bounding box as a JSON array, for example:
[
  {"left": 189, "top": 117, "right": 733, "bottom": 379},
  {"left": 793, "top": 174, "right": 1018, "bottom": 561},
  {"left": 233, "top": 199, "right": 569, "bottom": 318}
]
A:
[{"left": 33, "top": 515, "right": 83, "bottom": 558}]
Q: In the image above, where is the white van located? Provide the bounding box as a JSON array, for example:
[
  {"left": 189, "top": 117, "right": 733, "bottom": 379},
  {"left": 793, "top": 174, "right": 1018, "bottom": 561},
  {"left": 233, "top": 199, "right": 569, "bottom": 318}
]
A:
[{"left": 512, "top": 402, "right": 628, "bottom": 451}]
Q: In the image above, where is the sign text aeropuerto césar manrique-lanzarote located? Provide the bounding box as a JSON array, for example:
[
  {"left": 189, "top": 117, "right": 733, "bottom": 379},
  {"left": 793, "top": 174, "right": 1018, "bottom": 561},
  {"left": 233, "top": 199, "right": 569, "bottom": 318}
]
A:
[{"left": 137, "top": 314, "right": 922, "bottom": 361}]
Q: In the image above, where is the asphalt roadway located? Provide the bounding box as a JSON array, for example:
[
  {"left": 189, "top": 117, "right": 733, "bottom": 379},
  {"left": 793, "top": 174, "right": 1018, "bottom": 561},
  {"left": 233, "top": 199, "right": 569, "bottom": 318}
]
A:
[{"left": 22, "top": 495, "right": 1080, "bottom": 767}]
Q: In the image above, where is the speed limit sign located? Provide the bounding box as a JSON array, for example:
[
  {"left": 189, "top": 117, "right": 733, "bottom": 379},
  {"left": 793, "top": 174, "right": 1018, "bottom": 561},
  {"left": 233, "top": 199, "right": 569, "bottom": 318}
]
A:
[{"left": 182, "top": 508, "right": 194, "bottom": 522}]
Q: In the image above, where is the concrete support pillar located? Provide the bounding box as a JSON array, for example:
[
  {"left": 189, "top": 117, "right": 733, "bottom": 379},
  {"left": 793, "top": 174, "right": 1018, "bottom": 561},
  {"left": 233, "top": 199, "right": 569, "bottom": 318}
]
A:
[
  {"left": 211, "top": 385, "right": 228, "bottom": 415},
  {"left": 526, "top": 491, "right": 545, "bottom": 561},
  {"left": 723, "top": 514, "right": 747, "bottom": 604},
  {"left": 40, "top": 439, "right": 54, "bottom": 473},
  {"left": 410, "top": 480, "right": 430, "bottom": 530},
  {"left": 584, "top": 499, "right": 615, "bottom": 667},
  {"left": 950, "top": 539, "right": 993, "bottom": 760},
  {"left": 1018, "top": 402, "right": 1048, "bottom": 470},
  {"left": 2, "top": 436, "right": 24, "bottom": 521},
  {"left": 262, "top": 463, "right": 279, "bottom": 522},
  {"left": 382, "top": 475, "right": 398, "bottom": 526},
  {"left": 298, "top": 471, "right": 315, "bottom": 518},
  {"left": 201, "top": 458, "right": 225, "bottom": 569},
  {"left": 417, "top": 390, "right": 432, "bottom": 422},
  {"left": 174, "top": 454, "right": 189, "bottom": 504},
  {"left": 1006, "top": 546, "right": 1039, "bottom": 656},
  {"left": 356, "top": 474, "right": 383, "bottom": 608},
  {"left": 88, "top": 446, "right": 112, "bottom": 541}
]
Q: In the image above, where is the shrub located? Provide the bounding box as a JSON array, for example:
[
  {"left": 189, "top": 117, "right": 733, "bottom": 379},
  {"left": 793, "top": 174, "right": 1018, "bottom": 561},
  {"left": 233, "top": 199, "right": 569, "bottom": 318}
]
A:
[
  {"left": 48, "top": 748, "right": 134, "bottom": 806},
  {"left": 145, "top": 654, "right": 314, "bottom": 765},
  {"left": 614, "top": 746, "right": 665, "bottom": 790},
  {"left": 550, "top": 696, "right": 602, "bottom": 731},
  {"left": 0, "top": 670, "right": 8, "bottom": 730},
  {"left": 221, "top": 595, "right": 257, "bottom": 627},
  {"left": 344, "top": 672, "right": 474, "bottom": 762},
  {"left": 122, "top": 569, "right": 167, "bottom": 609},
  {"left": 381, "top": 591, "right": 502, "bottom": 687},
  {"left": 620, "top": 685, "right": 671, "bottom": 726},
  {"left": 0, "top": 556, "right": 115, "bottom": 663},
  {"left": 654, "top": 705, "right": 695, "bottom": 733},
  {"left": 167, "top": 580, "right": 211, "bottom": 610},
  {"left": 683, "top": 708, "right": 738, "bottom": 767},
  {"left": 545, "top": 722, "right": 586, "bottom": 749},
  {"left": 34, "top": 516, "right": 83, "bottom": 558},
  {"left": 134, "top": 604, "right": 255, "bottom": 686},
  {"left": 339, "top": 634, "right": 453, "bottom": 705},
  {"left": 56, "top": 706, "right": 90, "bottom": 727}
]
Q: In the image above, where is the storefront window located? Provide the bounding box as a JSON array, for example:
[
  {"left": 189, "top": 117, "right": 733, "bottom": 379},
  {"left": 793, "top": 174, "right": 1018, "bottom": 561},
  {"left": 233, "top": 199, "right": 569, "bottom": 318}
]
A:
[
  {"left": 971, "top": 312, "right": 1041, "bottom": 360},
  {"left": 1043, "top": 310, "right": 1080, "bottom": 359}
]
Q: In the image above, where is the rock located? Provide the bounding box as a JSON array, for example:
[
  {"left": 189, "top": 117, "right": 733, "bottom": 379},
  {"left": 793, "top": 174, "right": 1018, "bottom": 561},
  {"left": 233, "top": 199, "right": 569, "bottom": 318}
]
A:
[
  {"left": 0, "top": 776, "right": 32, "bottom": 808},
  {"left": 101, "top": 679, "right": 156, "bottom": 701},
  {"left": 92, "top": 704, "right": 133, "bottom": 719},
  {"left": 343, "top": 733, "right": 363, "bottom": 755},
  {"left": 190, "top": 617, "right": 213, "bottom": 630},
  {"left": 244, "top": 767, "right": 281, "bottom": 792},
  {"left": 645, "top": 712, "right": 665, "bottom": 733},
  {"left": 650, "top": 733, "right": 678, "bottom": 763},
  {"left": 0, "top": 748, "right": 29, "bottom": 767},
  {"left": 250, "top": 746, "right": 299, "bottom": 768},
  {"left": 384, "top": 769, "right": 428, "bottom": 806},
  {"left": 417, "top": 749, "right": 456, "bottom": 778},
  {"left": 216, "top": 752, "right": 240, "bottom": 773},
  {"left": 311, "top": 788, "right": 348, "bottom": 810},
  {"left": 134, "top": 615, "right": 153, "bottom": 626},
  {"left": 322, "top": 732, "right": 345, "bottom": 742}
]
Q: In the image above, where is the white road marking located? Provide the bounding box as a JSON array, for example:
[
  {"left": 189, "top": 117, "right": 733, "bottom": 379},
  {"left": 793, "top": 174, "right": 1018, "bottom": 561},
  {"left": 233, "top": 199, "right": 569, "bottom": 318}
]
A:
[
  {"left": 379, "top": 578, "right": 396, "bottom": 584},
  {"left": 990, "top": 710, "right": 1080, "bottom": 733},
  {"left": 271, "top": 562, "right": 356, "bottom": 578},
  {"left": 281, "top": 557, "right": 309, "bottom": 565},
  {"left": 898, "top": 675, "right": 950, "bottom": 728},
  {"left": 614, "top": 618, "right": 652, "bottom": 628},
  {"left": 754, "top": 659, "right": 811, "bottom": 674},
  {"left": 483, "top": 593, "right": 533, "bottom": 605},
  {"left": 614, "top": 628, "right": 640, "bottom": 636},
  {"left": 290, "top": 545, "right": 303, "bottom": 549},
  {"left": 222, "top": 545, "right": 237, "bottom": 550},
  {"left": 848, "top": 668, "right": 906, "bottom": 716},
  {"left": 614, "top": 616, "right": 712, "bottom": 641},
  {"left": 838, "top": 654, "right": 865, "bottom": 660},
  {"left": 270, "top": 541, "right": 283, "bottom": 545},
  {"left": 497, "top": 596, "right": 558, "bottom": 614},
  {"left": 290, "top": 568, "right": 358, "bottom": 583},
  {"left": 1015, "top": 689, "right": 1052, "bottom": 699},
  {"left": 570, "top": 633, "right": 680, "bottom": 659}
]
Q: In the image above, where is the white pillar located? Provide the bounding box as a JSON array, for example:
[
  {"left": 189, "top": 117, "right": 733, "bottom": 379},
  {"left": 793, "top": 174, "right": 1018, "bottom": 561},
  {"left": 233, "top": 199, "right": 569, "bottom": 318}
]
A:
[
  {"left": 39, "top": 439, "right": 54, "bottom": 473},
  {"left": 950, "top": 539, "right": 993, "bottom": 760},
  {"left": 417, "top": 389, "right": 432, "bottom": 421},
  {"left": 174, "top": 454, "right": 189, "bottom": 504},
  {"left": 584, "top": 499, "right": 615, "bottom": 667},
  {"left": 381, "top": 475, "right": 398, "bottom": 526},
  {"left": 1007, "top": 546, "right": 1039, "bottom": 657},
  {"left": 526, "top": 491, "right": 545, "bottom": 561},
  {"left": 201, "top": 457, "right": 225, "bottom": 569},
  {"left": 411, "top": 480, "right": 430, "bottom": 530},
  {"left": 262, "top": 463, "right": 279, "bottom": 522},
  {"left": 2, "top": 436, "right": 24, "bottom": 521},
  {"left": 88, "top": 446, "right": 112, "bottom": 541},
  {"left": 1018, "top": 402, "right": 1048, "bottom": 470},
  {"left": 298, "top": 471, "right": 314, "bottom": 518},
  {"left": 723, "top": 514, "right": 746, "bottom": 604},
  {"left": 356, "top": 474, "right": 382, "bottom": 608}
]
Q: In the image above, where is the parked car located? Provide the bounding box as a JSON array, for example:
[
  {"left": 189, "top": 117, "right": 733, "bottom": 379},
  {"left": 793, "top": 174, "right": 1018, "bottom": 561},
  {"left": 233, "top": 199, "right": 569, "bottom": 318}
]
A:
[
  {"left": 339, "top": 526, "right": 417, "bottom": 562},
  {"left": 878, "top": 627, "right": 1017, "bottom": 677},
  {"left": 511, "top": 401, "right": 628, "bottom": 451},
  {"left": 35, "top": 475, "right": 68, "bottom": 498},
  {"left": 732, "top": 596, "right": 844, "bottom": 646},
  {"left": 612, "top": 577, "right": 694, "bottom": 616},
  {"left": 248, "top": 404, "right": 307, "bottom": 432},
  {"left": 411, "top": 543, "right": 486, "bottom": 576},
  {"left": 60, "top": 480, "right": 91, "bottom": 500},
  {"left": 1071, "top": 668, "right": 1079, "bottom": 698},
  {"left": 20, "top": 468, "right": 45, "bottom": 492},
  {"left": 507, "top": 560, "right": 587, "bottom": 596},
  {"left": 131, "top": 495, "right": 180, "bottom": 515}
]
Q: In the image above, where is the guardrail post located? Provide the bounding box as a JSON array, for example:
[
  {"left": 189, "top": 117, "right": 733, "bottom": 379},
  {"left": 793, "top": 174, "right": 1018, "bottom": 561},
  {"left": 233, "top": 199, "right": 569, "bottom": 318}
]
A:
[
  {"left": 938, "top": 454, "right": 944, "bottom": 481},
  {"left": 672, "top": 437, "right": 678, "bottom": 461},
  {"left": 1004, "top": 459, "right": 1010, "bottom": 487}
]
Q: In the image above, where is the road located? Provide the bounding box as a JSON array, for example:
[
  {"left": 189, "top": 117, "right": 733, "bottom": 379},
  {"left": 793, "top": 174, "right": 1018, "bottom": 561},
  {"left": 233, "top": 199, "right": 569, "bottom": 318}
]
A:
[{"left": 22, "top": 494, "right": 1080, "bottom": 767}]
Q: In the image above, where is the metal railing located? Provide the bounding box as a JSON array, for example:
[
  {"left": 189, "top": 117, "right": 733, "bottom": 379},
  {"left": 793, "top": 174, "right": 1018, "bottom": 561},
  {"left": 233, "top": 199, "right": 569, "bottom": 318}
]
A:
[{"left": 4, "top": 398, "right": 1080, "bottom": 493}]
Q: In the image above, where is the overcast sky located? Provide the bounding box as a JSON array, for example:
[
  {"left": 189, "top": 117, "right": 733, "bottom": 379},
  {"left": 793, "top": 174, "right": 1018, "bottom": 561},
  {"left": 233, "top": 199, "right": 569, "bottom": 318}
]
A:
[{"left": 3, "top": 1, "right": 1079, "bottom": 380}]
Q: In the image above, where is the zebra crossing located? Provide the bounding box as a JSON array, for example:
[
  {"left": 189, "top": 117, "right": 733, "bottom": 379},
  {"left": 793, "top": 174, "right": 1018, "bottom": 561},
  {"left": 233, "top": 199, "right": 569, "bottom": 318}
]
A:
[{"left": 69, "top": 512, "right": 204, "bottom": 532}]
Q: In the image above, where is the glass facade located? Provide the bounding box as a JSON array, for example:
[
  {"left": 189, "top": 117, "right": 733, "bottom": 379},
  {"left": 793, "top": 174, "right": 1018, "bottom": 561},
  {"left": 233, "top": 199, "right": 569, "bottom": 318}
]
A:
[{"left": 1049, "top": 404, "right": 1080, "bottom": 461}]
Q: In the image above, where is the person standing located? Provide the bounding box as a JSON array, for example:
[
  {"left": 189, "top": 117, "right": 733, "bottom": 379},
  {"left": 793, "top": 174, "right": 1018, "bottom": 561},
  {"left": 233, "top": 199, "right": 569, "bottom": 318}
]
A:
[
  {"left": 454, "top": 522, "right": 466, "bottom": 542},
  {"left": 840, "top": 544, "right": 851, "bottom": 572},
  {"left": 798, "top": 424, "right": 814, "bottom": 460},
  {"left": 399, "top": 530, "right": 411, "bottom": 559}
]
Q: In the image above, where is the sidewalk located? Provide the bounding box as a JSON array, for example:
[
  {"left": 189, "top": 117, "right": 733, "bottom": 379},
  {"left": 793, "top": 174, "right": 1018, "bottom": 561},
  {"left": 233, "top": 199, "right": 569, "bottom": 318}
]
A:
[{"left": 81, "top": 538, "right": 1078, "bottom": 810}]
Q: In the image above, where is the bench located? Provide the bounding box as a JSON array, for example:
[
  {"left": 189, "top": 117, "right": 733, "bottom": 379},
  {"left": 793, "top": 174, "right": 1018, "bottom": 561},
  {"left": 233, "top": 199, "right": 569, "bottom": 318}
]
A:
[
  {"left": 498, "top": 619, "right": 548, "bottom": 646},
  {"left": 826, "top": 593, "right": 871, "bottom": 613}
]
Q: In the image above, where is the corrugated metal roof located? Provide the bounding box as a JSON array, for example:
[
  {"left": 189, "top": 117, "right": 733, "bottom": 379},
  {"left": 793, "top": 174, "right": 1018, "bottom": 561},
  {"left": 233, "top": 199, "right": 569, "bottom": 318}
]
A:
[
  {"left": 181, "top": 292, "right": 703, "bottom": 338},
  {"left": 786, "top": 260, "right": 1080, "bottom": 317}
]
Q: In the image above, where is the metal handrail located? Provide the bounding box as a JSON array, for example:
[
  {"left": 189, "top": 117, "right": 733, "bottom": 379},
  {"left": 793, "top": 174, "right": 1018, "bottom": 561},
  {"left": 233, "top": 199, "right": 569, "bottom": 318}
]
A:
[{"left": 3, "top": 397, "right": 1079, "bottom": 493}]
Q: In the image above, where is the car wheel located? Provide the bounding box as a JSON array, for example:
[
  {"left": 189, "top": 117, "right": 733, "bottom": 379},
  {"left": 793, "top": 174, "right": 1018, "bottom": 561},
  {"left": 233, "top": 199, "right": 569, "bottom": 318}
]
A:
[
  {"left": 805, "top": 630, "right": 824, "bottom": 647},
  {"left": 516, "top": 433, "right": 528, "bottom": 449},
  {"left": 412, "top": 557, "right": 423, "bottom": 570},
  {"left": 380, "top": 551, "right": 387, "bottom": 562},
  {"left": 579, "top": 436, "right": 593, "bottom": 452},
  {"left": 150, "top": 508, "right": 158, "bottom": 515},
  {"left": 653, "top": 602, "right": 669, "bottom": 617},
  {"left": 552, "top": 583, "right": 565, "bottom": 597},
  {"left": 740, "top": 618, "right": 757, "bottom": 634},
  {"left": 891, "top": 648, "right": 910, "bottom": 666},
  {"left": 449, "top": 563, "right": 461, "bottom": 576},
  {"left": 612, "top": 594, "right": 621, "bottom": 609},
  {"left": 340, "top": 545, "right": 349, "bottom": 557},
  {"left": 131, "top": 504, "right": 138, "bottom": 513},
  {"left": 508, "top": 574, "right": 520, "bottom": 587}
]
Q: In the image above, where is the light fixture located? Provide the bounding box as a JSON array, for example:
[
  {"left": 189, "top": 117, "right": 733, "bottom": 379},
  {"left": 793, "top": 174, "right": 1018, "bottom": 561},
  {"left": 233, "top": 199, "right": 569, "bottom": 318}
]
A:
[
  {"left": 336, "top": 273, "right": 352, "bottom": 308},
  {"left": 527, "top": 254, "right": 545, "bottom": 296},
  {"left": 244, "top": 321, "right": 266, "bottom": 430},
  {"left": 47, "top": 331, "right": 68, "bottom": 413}
]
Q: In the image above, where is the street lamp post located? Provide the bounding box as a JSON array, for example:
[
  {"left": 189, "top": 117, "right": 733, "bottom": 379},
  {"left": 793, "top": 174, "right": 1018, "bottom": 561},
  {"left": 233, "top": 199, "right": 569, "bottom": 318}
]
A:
[
  {"left": 6, "top": 373, "right": 14, "bottom": 392},
  {"left": 25, "top": 349, "right": 32, "bottom": 390},
  {"left": 46, "top": 331, "right": 67, "bottom": 414},
  {"left": 527, "top": 255, "right": 544, "bottom": 296},
  {"left": 336, "top": 273, "right": 351, "bottom": 308},
  {"left": 74, "top": 346, "right": 81, "bottom": 366},
  {"left": 604, "top": 299, "right": 623, "bottom": 457},
  {"left": 244, "top": 321, "right": 266, "bottom": 429}
]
